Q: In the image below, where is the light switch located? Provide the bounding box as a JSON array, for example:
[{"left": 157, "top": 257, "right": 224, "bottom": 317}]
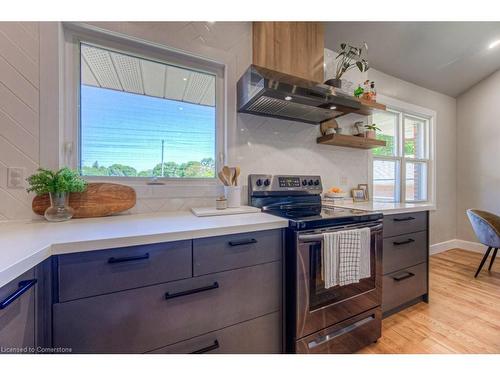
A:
[{"left": 7, "top": 167, "right": 25, "bottom": 189}]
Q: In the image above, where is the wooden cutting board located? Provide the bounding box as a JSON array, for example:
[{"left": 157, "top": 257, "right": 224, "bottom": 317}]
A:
[{"left": 32, "top": 183, "right": 136, "bottom": 218}]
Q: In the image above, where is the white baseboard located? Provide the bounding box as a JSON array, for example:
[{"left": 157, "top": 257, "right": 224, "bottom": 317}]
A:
[{"left": 430, "top": 239, "right": 487, "bottom": 255}]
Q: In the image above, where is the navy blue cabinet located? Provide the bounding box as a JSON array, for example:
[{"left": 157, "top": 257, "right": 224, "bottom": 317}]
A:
[
  {"left": 0, "top": 269, "right": 37, "bottom": 353},
  {"left": 382, "top": 212, "right": 429, "bottom": 316},
  {"left": 1, "top": 229, "right": 283, "bottom": 354},
  {"left": 51, "top": 229, "right": 283, "bottom": 353}
]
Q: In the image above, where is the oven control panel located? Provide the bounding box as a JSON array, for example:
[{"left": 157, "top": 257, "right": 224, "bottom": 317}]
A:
[{"left": 248, "top": 174, "right": 323, "bottom": 195}]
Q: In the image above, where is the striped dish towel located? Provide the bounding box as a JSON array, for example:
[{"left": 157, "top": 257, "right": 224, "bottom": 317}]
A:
[
  {"left": 323, "top": 228, "right": 371, "bottom": 289},
  {"left": 323, "top": 232, "right": 339, "bottom": 289},
  {"left": 359, "top": 227, "right": 371, "bottom": 279}
]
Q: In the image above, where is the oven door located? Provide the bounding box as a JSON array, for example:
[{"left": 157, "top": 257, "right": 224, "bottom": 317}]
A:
[{"left": 295, "top": 221, "right": 382, "bottom": 339}]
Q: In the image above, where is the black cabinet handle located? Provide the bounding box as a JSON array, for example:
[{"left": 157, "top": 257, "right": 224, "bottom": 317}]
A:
[
  {"left": 0, "top": 279, "right": 37, "bottom": 310},
  {"left": 108, "top": 253, "right": 150, "bottom": 264},
  {"left": 392, "top": 272, "right": 415, "bottom": 282},
  {"left": 165, "top": 282, "right": 219, "bottom": 300},
  {"left": 393, "top": 238, "right": 415, "bottom": 246},
  {"left": 190, "top": 340, "right": 220, "bottom": 354},
  {"left": 393, "top": 216, "right": 415, "bottom": 222},
  {"left": 228, "top": 238, "right": 257, "bottom": 247}
]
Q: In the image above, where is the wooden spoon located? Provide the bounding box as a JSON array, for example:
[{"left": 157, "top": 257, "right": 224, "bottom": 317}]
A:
[
  {"left": 233, "top": 167, "right": 241, "bottom": 186},
  {"left": 218, "top": 171, "right": 230, "bottom": 186},
  {"left": 222, "top": 166, "right": 232, "bottom": 185}
]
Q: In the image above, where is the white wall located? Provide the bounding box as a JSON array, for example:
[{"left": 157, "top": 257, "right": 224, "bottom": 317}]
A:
[
  {"left": 0, "top": 22, "right": 40, "bottom": 221},
  {"left": 0, "top": 22, "right": 458, "bottom": 246},
  {"left": 456, "top": 69, "right": 500, "bottom": 242}
]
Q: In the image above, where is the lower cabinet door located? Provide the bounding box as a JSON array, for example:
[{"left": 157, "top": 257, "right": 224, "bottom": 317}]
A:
[
  {"left": 53, "top": 261, "right": 281, "bottom": 353},
  {"left": 0, "top": 269, "right": 36, "bottom": 354},
  {"left": 382, "top": 262, "right": 427, "bottom": 313},
  {"left": 295, "top": 308, "right": 381, "bottom": 354},
  {"left": 149, "top": 312, "right": 282, "bottom": 354}
]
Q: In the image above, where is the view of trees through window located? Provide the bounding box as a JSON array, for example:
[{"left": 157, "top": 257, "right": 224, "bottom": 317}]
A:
[
  {"left": 372, "top": 109, "right": 430, "bottom": 202},
  {"left": 79, "top": 43, "right": 217, "bottom": 179}
]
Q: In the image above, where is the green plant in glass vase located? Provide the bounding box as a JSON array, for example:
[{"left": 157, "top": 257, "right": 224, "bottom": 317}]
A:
[{"left": 27, "top": 168, "right": 87, "bottom": 222}]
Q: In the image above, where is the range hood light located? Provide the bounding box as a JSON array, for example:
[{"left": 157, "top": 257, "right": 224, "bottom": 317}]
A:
[
  {"left": 330, "top": 106, "right": 337, "bottom": 110},
  {"left": 285, "top": 96, "right": 293, "bottom": 101}
]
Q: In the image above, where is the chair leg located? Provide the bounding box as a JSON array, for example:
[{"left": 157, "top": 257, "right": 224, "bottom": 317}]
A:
[
  {"left": 488, "top": 248, "right": 498, "bottom": 271},
  {"left": 475, "top": 247, "right": 492, "bottom": 278}
]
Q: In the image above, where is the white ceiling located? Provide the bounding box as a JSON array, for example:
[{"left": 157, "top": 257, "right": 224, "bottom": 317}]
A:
[
  {"left": 324, "top": 22, "right": 500, "bottom": 97},
  {"left": 81, "top": 44, "right": 215, "bottom": 106}
]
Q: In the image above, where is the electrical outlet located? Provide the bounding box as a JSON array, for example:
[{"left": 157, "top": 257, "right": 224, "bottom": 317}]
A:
[
  {"left": 339, "top": 175, "right": 348, "bottom": 186},
  {"left": 7, "top": 167, "right": 25, "bottom": 189}
]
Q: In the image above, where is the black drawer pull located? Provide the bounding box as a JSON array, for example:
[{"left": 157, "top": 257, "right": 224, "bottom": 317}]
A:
[
  {"left": 165, "top": 282, "right": 219, "bottom": 300},
  {"left": 108, "top": 253, "right": 150, "bottom": 264},
  {"left": 228, "top": 238, "right": 258, "bottom": 247},
  {"left": 190, "top": 340, "right": 220, "bottom": 354},
  {"left": 393, "top": 216, "right": 415, "bottom": 222},
  {"left": 392, "top": 272, "right": 415, "bottom": 282},
  {"left": 393, "top": 238, "right": 415, "bottom": 246},
  {"left": 0, "top": 279, "right": 37, "bottom": 310}
]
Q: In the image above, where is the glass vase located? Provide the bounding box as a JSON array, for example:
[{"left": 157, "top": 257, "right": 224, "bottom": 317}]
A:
[{"left": 44, "top": 192, "right": 74, "bottom": 222}]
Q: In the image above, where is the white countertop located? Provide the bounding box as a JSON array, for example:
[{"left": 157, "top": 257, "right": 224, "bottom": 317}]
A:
[
  {"left": 333, "top": 201, "right": 435, "bottom": 215},
  {"left": 0, "top": 211, "right": 288, "bottom": 288}
]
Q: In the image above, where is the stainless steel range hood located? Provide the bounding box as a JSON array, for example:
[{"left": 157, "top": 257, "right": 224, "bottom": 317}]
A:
[{"left": 237, "top": 65, "right": 362, "bottom": 124}]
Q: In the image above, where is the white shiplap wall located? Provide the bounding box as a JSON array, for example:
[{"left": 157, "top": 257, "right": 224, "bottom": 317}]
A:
[{"left": 0, "top": 22, "right": 39, "bottom": 220}]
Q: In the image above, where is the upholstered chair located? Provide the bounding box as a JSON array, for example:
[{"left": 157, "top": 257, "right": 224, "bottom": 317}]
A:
[{"left": 466, "top": 209, "right": 500, "bottom": 278}]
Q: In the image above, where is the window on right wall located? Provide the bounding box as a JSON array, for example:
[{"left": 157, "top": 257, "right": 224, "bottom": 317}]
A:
[{"left": 371, "top": 105, "right": 433, "bottom": 203}]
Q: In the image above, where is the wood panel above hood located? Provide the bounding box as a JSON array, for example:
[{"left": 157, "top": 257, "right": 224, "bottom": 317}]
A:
[{"left": 252, "top": 22, "right": 324, "bottom": 83}]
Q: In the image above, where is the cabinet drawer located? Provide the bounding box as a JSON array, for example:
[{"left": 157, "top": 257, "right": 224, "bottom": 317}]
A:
[
  {"left": 383, "top": 211, "right": 427, "bottom": 238},
  {"left": 193, "top": 229, "right": 282, "bottom": 276},
  {"left": 383, "top": 231, "right": 427, "bottom": 274},
  {"left": 53, "top": 261, "right": 281, "bottom": 353},
  {"left": 295, "top": 308, "right": 381, "bottom": 354},
  {"left": 149, "top": 312, "right": 281, "bottom": 354},
  {"left": 382, "top": 263, "right": 427, "bottom": 313},
  {"left": 0, "top": 269, "right": 36, "bottom": 352},
  {"left": 56, "top": 240, "right": 191, "bottom": 302}
]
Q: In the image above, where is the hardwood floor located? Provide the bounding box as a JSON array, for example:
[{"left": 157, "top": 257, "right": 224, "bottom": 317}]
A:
[{"left": 359, "top": 248, "right": 500, "bottom": 354}]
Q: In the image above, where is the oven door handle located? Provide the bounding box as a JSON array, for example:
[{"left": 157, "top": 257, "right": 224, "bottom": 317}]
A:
[{"left": 298, "top": 223, "right": 383, "bottom": 241}]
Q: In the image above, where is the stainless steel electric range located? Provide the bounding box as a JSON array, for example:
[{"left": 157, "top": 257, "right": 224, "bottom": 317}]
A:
[{"left": 248, "top": 174, "right": 383, "bottom": 354}]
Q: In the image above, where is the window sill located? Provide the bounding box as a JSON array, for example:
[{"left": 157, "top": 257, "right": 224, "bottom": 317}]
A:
[{"left": 83, "top": 176, "right": 224, "bottom": 199}]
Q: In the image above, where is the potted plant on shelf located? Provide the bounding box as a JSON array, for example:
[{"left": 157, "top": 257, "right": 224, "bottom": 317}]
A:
[
  {"left": 364, "top": 124, "right": 381, "bottom": 139},
  {"left": 27, "top": 168, "right": 87, "bottom": 222},
  {"left": 325, "top": 42, "right": 370, "bottom": 89}
]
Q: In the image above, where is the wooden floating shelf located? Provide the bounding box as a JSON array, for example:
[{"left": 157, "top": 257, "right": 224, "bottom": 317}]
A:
[
  {"left": 317, "top": 134, "right": 387, "bottom": 149},
  {"left": 357, "top": 98, "right": 386, "bottom": 111},
  {"left": 335, "top": 99, "right": 387, "bottom": 118}
]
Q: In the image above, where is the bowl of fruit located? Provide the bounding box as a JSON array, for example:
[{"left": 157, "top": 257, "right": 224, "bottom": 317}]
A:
[{"left": 324, "top": 187, "right": 347, "bottom": 198}]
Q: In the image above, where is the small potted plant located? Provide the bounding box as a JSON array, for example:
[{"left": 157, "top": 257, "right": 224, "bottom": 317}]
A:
[
  {"left": 325, "top": 42, "right": 370, "bottom": 89},
  {"left": 364, "top": 124, "right": 381, "bottom": 139},
  {"left": 27, "top": 168, "right": 87, "bottom": 222}
]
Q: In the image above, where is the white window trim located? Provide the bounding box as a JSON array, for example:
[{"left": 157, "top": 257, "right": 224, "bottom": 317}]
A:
[
  {"left": 62, "top": 23, "right": 226, "bottom": 187},
  {"left": 368, "top": 94, "right": 436, "bottom": 208}
]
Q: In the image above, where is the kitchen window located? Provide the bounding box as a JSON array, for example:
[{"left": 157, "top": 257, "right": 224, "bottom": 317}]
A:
[
  {"left": 64, "top": 29, "right": 224, "bottom": 181},
  {"left": 371, "top": 98, "right": 434, "bottom": 203}
]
